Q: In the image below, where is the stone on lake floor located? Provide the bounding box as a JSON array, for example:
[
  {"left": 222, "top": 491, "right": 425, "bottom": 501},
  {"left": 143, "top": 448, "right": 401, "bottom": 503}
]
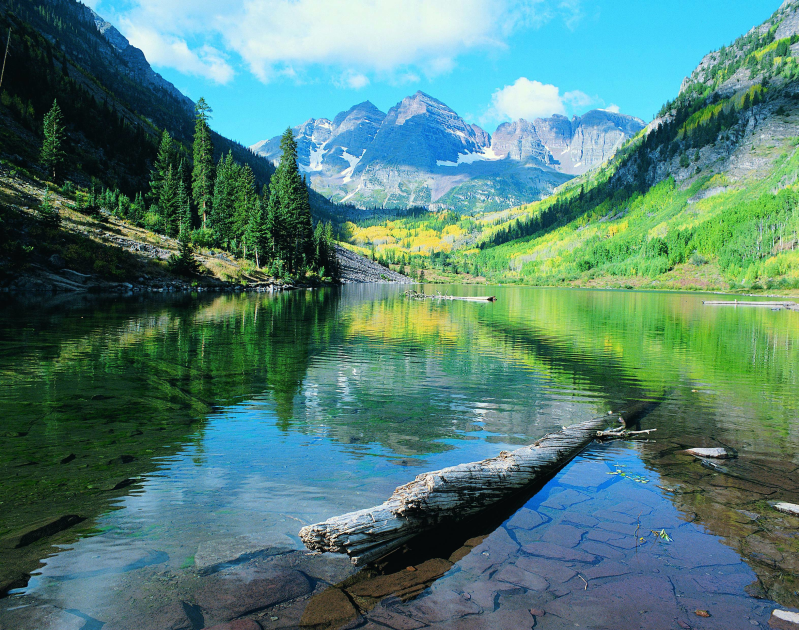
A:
[
  {"left": 0, "top": 514, "right": 85, "bottom": 549},
  {"left": 772, "top": 502, "right": 799, "bottom": 517},
  {"left": 195, "top": 534, "right": 295, "bottom": 573},
  {"left": 205, "top": 621, "right": 263, "bottom": 630},
  {"left": 521, "top": 541, "right": 596, "bottom": 563},
  {"left": 505, "top": 508, "right": 544, "bottom": 531},
  {"left": 684, "top": 447, "right": 730, "bottom": 459},
  {"left": 299, "top": 587, "right": 360, "bottom": 628},
  {"left": 770, "top": 609, "right": 799, "bottom": 630},
  {"left": 348, "top": 558, "right": 453, "bottom": 601},
  {"left": 195, "top": 569, "right": 311, "bottom": 621}
]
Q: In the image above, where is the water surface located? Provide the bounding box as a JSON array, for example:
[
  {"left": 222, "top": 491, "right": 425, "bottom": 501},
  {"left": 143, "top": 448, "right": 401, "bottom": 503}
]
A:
[{"left": 0, "top": 286, "right": 797, "bottom": 629}]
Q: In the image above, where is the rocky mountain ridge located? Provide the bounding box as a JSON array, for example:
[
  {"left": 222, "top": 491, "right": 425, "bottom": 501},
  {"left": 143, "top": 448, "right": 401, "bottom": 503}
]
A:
[{"left": 250, "top": 92, "right": 644, "bottom": 215}]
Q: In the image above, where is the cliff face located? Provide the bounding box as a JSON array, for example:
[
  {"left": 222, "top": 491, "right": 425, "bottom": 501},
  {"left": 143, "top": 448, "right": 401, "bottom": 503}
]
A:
[{"left": 251, "top": 93, "right": 644, "bottom": 214}]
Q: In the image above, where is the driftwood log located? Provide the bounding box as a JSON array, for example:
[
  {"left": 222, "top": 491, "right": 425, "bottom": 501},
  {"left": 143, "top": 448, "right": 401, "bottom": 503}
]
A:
[
  {"left": 300, "top": 402, "right": 659, "bottom": 565},
  {"left": 405, "top": 290, "right": 497, "bottom": 302}
]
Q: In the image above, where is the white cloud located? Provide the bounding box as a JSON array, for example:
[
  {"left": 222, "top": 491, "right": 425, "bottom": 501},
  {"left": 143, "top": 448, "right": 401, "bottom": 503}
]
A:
[
  {"left": 334, "top": 70, "right": 370, "bottom": 90},
  {"left": 603, "top": 103, "right": 621, "bottom": 113},
  {"left": 484, "top": 77, "right": 599, "bottom": 123},
  {"left": 563, "top": 90, "right": 594, "bottom": 109},
  {"left": 104, "top": 0, "right": 584, "bottom": 86},
  {"left": 121, "top": 20, "right": 234, "bottom": 84}
]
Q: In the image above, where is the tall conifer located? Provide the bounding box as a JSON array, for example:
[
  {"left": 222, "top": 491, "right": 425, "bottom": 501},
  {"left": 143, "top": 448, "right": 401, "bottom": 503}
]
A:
[
  {"left": 149, "top": 130, "right": 174, "bottom": 205},
  {"left": 192, "top": 98, "right": 214, "bottom": 228},
  {"left": 40, "top": 99, "right": 66, "bottom": 180}
]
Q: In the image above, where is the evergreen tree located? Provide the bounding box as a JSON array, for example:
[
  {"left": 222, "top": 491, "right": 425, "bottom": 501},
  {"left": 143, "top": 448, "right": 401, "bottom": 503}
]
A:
[
  {"left": 177, "top": 179, "right": 192, "bottom": 241},
  {"left": 40, "top": 99, "right": 66, "bottom": 180},
  {"left": 148, "top": 129, "right": 174, "bottom": 205},
  {"left": 211, "top": 152, "right": 237, "bottom": 247},
  {"left": 267, "top": 129, "right": 314, "bottom": 273},
  {"left": 244, "top": 199, "right": 269, "bottom": 268},
  {"left": 235, "top": 164, "right": 258, "bottom": 254},
  {"left": 192, "top": 97, "right": 214, "bottom": 228},
  {"left": 158, "top": 164, "right": 179, "bottom": 236}
]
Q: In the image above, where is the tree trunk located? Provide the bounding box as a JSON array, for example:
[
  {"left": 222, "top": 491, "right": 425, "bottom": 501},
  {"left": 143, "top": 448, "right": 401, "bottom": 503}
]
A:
[{"left": 300, "top": 402, "right": 659, "bottom": 565}]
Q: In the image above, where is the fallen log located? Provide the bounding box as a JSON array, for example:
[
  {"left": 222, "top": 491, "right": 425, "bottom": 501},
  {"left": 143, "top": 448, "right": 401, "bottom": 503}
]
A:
[
  {"left": 405, "top": 290, "right": 496, "bottom": 302},
  {"left": 300, "top": 401, "right": 659, "bottom": 565},
  {"left": 595, "top": 427, "right": 656, "bottom": 441}
]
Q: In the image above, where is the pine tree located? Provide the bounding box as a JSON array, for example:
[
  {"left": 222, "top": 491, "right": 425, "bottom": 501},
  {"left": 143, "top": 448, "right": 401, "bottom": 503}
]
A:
[
  {"left": 159, "top": 164, "right": 179, "bottom": 236},
  {"left": 40, "top": 99, "right": 66, "bottom": 180},
  {"left": 267, "top": 129, "right": 314, "bottom": 273},
  {"left": 177, "top": 179, "right": 192, "bottom": 241},
  {"left": 149, "top": 130, "right": 174, "bottom": 205},
  {"left": 192, "top": 97, "right": 214, "bottom": 228},
  {"left": 244, "top": 199, "right": 268, "bottom": 268},
  {"left": 211, "top": 152, "right": 237, "bottom": 247},
  {"left": 235, "top": 164, "right": 257, "bottom": 255}
]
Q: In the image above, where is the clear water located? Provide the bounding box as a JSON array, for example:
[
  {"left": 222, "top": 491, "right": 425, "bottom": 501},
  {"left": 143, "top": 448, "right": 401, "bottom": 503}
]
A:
[{"left": 0, "top": 286, "right": 797, "bottom": 629}]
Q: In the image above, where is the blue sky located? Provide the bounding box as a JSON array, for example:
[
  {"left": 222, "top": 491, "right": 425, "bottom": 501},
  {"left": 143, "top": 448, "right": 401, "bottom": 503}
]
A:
[{"left": 85, "top": 0, "right": 778, "bottom": 147}]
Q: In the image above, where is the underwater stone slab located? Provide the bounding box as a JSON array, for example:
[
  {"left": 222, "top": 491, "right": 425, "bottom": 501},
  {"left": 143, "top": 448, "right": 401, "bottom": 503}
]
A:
[
  {"left": 492, "top": 564, "right": 548, "bottom": 591},
  {"left": 521, "top": 542, "right": 595, "bottom": 563},
  {"left": 541, "top": 524, "right": 584, "bottom": 548},
  {"left": 205, "top": 621, "right": 263, "bottom": 630},
  {"left": 506, "top": 508, "right": 544, "bottom": 531},
  {"left": 195, "top": 534, "right": 294, "bottom": 573},
  {"left": 299, "top": 587, "right": 360, "bottom": 628},
  {"left": 557, "top": 460, "right": 613, "bottom": 488},
  {"left": 514, "top": 556, "right": 577, "bottom": 584},
  {"left": 539, "top": 489, "right": 591, "bottom": 510},
  {"left": 195, "top": 569, "right": 311, "bottom": 621},
  {"left": 403, "top": 589, "right": 481, "bottom": 624}
]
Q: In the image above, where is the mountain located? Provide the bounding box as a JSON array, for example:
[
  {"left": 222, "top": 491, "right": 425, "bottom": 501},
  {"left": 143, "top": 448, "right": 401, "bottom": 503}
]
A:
[{"left": 250, "top": 92, "right": 645, "bottom": 215}]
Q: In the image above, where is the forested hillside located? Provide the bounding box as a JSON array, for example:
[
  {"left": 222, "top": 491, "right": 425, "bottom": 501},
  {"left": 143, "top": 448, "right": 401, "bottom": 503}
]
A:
[{"left": 0, "top": 0, "right": 349, "bottom": 281}]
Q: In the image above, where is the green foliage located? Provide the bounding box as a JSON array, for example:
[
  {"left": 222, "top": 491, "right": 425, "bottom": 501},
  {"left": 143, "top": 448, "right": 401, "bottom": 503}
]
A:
[
  {"left": 192, "top": 98, "right": 214, "bottom": 228},
  {"left": 40, "top": 99, "right": 66, "bottom": 180},
  {"left": 35, "top": 187, "right": 60, "bottom": 226},
  {"left": 167, "top": 238, "right": 200, "bottom": 277},
  {"left": 266, "top": 129, "right": 315, "bottom": 273}
]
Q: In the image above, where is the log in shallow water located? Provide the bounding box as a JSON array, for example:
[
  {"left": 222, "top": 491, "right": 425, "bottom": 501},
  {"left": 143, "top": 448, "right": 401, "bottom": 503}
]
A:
[{"left": 300, "top": 401, "right": 660, "bottom": 565}]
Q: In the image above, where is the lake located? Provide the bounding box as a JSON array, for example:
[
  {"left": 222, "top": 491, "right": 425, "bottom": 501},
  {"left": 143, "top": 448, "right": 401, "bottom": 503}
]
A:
[{"left": 0, "top": 285, "right": 797, "bottom": 629}]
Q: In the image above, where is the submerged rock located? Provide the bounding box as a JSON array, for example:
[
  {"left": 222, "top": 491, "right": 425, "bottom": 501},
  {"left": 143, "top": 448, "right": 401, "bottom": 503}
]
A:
[
  {"left": 0, "top": 514, "right": 85, "bottom": 548},
  {"left": 770, "top": 609, "right": 799, "bottom": 630},
  {"left": 194, "top": 534, "right": 294, "bottom": 574},
  {"left": 299, "top": 587, "right": 360, "bottom": 627},
  {"left": 684, "top": 447, "right": 730, "bottom": 459}
]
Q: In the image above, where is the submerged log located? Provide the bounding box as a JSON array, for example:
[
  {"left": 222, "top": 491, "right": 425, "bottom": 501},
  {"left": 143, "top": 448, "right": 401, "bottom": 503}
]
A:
[{"left": 300, "top": 401, "right": 659, "bottom": 565}]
